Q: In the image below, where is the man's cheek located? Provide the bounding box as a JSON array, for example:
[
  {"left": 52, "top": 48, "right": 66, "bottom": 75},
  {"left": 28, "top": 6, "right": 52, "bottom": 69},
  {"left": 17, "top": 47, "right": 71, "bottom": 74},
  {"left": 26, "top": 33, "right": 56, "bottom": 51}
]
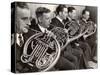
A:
[{"left": 20, "top": 25, "right": 25, "bottom": 32}]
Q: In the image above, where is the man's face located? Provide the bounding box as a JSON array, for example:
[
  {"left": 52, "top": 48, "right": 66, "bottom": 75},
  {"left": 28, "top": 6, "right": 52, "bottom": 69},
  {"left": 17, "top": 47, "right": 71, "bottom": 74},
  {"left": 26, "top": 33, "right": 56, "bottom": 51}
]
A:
[
  {"left": 83, "top": 11, "right": 90, "bottom": 20},
  {"left": 69, "top": 10, "right": 76, "bottom": 19},
  {"left": 40, "top": 12, "right": 51, "bottom": 28},
  {"left": 61, "top": 8, "right": 68, "bottom": 20},
  {"left": 16, "top": 7, "right": 31, "bottom": 33}
]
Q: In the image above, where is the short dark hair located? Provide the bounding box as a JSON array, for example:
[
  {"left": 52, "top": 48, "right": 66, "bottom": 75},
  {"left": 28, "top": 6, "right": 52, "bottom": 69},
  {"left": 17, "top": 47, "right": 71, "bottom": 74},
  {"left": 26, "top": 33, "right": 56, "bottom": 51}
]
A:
[
  {"left": 56, "top": 5, "right": 67, "bottom": 15},
  {"left": 35, "top": 7, "right": 50, "bottom": 18},
  {"left": 16, "top": 2, "right": 29, "bottom": 9},
  {"left": 82, "top": 9, "right": 89, "bottom": 15},
  {"left": 68, "top": 7, "right": 76, "bottom": 13}
]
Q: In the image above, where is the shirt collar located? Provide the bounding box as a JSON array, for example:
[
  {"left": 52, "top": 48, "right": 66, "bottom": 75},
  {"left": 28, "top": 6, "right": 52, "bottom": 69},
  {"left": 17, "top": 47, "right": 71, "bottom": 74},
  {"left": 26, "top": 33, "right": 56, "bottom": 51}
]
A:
[
  {"left": 67, "top": 16, "right": 72, "bottom": 21},
  {"left": 16, "top": 33, "right": 23, "bottom": 39},
  {"left": 38, "top": 24, "right": 47, "bottom": 33},
  {"left": 16, "top": 33, "right": 24, "bottom": 46},
  {"left": 56, "top": 16, "right": 63, "bottom": 23},
  {"left": 82, "top": 18, "right": 88, "bottom": 23}
]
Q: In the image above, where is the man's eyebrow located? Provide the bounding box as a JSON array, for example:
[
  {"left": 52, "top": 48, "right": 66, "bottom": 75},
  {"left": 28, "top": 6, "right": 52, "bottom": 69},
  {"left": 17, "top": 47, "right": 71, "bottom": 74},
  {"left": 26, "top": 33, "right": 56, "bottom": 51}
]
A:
[{"left": 21, "top": 17, "right": 28, "bottom": 19}]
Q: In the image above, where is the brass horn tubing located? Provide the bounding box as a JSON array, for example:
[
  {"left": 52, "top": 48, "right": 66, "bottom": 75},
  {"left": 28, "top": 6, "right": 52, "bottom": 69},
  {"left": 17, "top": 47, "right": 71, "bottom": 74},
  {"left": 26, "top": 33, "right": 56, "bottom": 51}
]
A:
[
  {"left": 28, "top": 44, "right": 40, "bottom": 61},
  {"left": 37, "top": 48, "right": 55, "bottom": 69},
  {"left": 42, "top": 34, "right": 48, "bottom": 41},
  {"left": 28, "top": 28, "right": 40, "bottom": 33},
  {"left": 45, "top": 35, "right": 48, "bottom": 42},
  {"left": 46, "top": 36, "right": 50, "bottom": 43},
  {"left": 31, "top": 41, "right": 38, "bottom": 50},
  {"left": 42, "top": 34, "right": 50, "bottom": 44},
  {"left": 47, "top": 36, "right": 51, "bottom": 43},
  {"left": 37, "top": 38, "right": 49, "bottom": 47},
  {"left": 37, "top": 45, "right": 48, "bottom": 62},
  {"left": 36, "top": 47, "right": 48, "bottom": 69},
  {"left": 37, "top": 44, "right": 47, "bottom": 58},
  {"left": 25, "top": 37, "right": 48, "bottom": 63},
  {"left": 37, "top": 45, "right": 46, "bottom": 61},
  {"left": 46, "top": 36, "right": 51, "bottom": 44},
  {"left": 34, "top": 39, "right": 48, "bottom": 57},
  {"left": 29, "top": 43, "right": 41, "bottom": 61},
  {"left": 30, "top": 41, "right": 38, "bottom": 56},
  {"left": 37, "top": 43, "right": 47, "bottom": 59},
  {"left": 35, "top": 44, "right": 43, "bottom": 57},
  {"left": 30, "top": 43, "right": 39, "bottom": 56},
  {"left": 40, "top": 46, "right": 48, "bottom": 59},
  {"left": 21, "top": 44, "right": 39, "bottom": 63},
  {"left": 31, "top": 41, "right": 34, "bottom": 50},
  {"left": 34, "top": 43, "right": 41, "bottom": 57},
  {"left": 35, "top": 43, "right": 43, "bottom": 57},
  {"left": 35, "top": 43, "right": 42, "bottom": 57}
]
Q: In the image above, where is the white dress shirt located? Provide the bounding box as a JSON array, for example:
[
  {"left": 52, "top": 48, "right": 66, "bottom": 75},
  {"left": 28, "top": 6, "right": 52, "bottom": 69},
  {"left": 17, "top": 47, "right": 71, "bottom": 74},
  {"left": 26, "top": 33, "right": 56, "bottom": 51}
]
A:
[
  {"left": 38, "top": 24, "right": 49, "bottom": 33},
  {"left": 16, "top": 33, "right": 24, "bottom": 47},
  {"left": 56, "top": 16, "right": 64, "bottom": 25}
]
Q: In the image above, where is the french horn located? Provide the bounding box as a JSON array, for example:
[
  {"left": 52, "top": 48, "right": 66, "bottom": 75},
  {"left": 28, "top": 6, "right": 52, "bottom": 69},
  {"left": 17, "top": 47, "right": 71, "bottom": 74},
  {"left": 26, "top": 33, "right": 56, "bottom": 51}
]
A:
[
  {"left": 86, "top": 21, "right": 96, "bottom": 34},
  {"left": 51, "top": 20, "right": 81, "bottom": 50},
  {"left": 83, "top": 21, "right": 97, "bottom": 39},
  {"left": 51, "top": 27, "right": 68, "bottom": 50},
  {"left": 21, "top": 30, "right": 60, "bottom": 72},
  {"left": 50, "top": 20, "right": 88, "bottom": 51},
  {"left": 65, "top": 20, "right": 80, "bottom": 38}
]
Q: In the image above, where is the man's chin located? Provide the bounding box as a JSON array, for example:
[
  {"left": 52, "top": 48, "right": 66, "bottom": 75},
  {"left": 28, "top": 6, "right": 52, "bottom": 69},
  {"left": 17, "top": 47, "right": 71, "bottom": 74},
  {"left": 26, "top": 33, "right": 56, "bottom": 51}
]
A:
[
  {"left": 46, "top": 25, "right": 50, "bottom": 28},
  {"left": 23, "top": 28, "right": 28, "bottom": 33}
]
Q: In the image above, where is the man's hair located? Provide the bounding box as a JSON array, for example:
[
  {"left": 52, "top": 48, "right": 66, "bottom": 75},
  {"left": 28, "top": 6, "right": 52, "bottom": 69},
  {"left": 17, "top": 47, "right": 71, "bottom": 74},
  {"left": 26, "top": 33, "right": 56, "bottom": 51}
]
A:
[
  {"left": 56, "top": 5, "right": 67, "bottom": 15},
  {"left": 35, "top": 7, "right": 50, "bottom": 18},
  {"left": 68, "top": 7, "right": 76, "bottom": 13},
  {"left": 82, "top": 9, "right": 89, "bottom": 15},
  {"left": 16, "top": 2, "right": 29, "bottom": 9}
]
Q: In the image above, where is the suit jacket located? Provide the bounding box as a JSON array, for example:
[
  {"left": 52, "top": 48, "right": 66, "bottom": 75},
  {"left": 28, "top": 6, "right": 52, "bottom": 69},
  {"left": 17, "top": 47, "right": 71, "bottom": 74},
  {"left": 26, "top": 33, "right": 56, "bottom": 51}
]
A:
[
  {"left": 15, "top": 22, "right": 43, "bottom": 72},
  {"left": 15, "top": 29, "right": 38, "bottom": 72},
  {"left": 51, "top": 17, "right": 65, "bottom": 28},
  {"left": 51, "top": 17, "right": 81, "bottom": 69}
]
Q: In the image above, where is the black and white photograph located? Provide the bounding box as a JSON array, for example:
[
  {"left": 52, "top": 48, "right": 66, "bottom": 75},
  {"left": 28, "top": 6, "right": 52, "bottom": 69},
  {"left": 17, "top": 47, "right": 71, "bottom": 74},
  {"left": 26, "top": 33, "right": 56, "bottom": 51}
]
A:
[{"left": 11, "top": 1, "right": 97, "bottom": 73}]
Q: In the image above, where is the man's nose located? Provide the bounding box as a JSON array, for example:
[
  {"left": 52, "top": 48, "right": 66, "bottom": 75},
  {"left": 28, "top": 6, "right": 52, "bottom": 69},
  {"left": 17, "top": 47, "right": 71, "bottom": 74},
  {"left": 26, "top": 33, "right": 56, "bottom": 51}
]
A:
[
  {"left": 27, "top": 20, "right": 31, "bottom": 26},
  {"left": 49, "top": 19, "right": 51, "bottom": 23},
  {"left": 66, "top": 14, "right": 68, "bottom": 17}
]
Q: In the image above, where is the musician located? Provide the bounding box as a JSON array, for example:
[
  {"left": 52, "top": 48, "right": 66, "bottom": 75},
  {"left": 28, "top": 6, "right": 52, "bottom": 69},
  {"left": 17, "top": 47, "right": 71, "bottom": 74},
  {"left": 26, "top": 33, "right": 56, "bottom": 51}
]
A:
[
  {"left": 31, "top": 6, "right": 78, "bottom": 70},
  {"left": 65, "top": 7, "right": 80, "bottom": 36},
  {"left": 51, "top": 5, "right": 79, "bottom": 70},
  {"left": 79, "top": 9, "right": 97, "bottom": 64},
  {"left": 64, "top": 7, "right": 84, "bottom": 69},
  {"left": 11, "top": 2, "right": 36, "bottom": 73},
  {"left": 75, "top": 9, "right": 97, "bottom": 68}
]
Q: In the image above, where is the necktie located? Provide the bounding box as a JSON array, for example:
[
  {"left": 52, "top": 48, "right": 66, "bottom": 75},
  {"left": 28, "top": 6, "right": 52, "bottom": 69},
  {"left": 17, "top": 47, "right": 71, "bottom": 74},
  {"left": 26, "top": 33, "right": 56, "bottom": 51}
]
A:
[{"left": 18, "top": 34, "right": 24, "bottom": 47}]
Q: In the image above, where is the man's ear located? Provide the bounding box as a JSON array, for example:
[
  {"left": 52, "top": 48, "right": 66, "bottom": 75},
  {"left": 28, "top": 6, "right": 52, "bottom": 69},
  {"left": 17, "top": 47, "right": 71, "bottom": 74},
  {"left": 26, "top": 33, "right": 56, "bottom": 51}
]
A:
[
  {"left": 69, "top": 12, "right": 71, "bottom": 16},
  {"left": 38, "top": 17, "right": 42, "bottom": 23},
  {"left": 82, "top": 14, "right": 85, "bottom": 18},
  {"left": 59, "top": 12, "right": 62, "bottom": 16}
]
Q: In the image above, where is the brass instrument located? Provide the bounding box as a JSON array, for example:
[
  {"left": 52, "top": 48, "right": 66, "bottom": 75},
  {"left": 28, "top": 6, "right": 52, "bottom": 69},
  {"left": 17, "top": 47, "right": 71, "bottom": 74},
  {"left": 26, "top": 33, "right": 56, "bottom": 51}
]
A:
[
  {"left": 65, "top": 20, "right": 80, "bottom": 38},
  {"left": 51, "top": 20, "right": 89, "bottom": 51},
  {"left": 21, "top": 30, "right": 60, "bottom": 72},
  {"left": 87, "top": 21, "right": 96, "bottom": 34},
  {"left": 20, "top": 20, "right": 90, "bottom": 72},
  {"left": 51, "top": 27, "right": 68, "bottom": 50},
  {"left": 84, "top": 21, "right": 97, "bottom": 39}
]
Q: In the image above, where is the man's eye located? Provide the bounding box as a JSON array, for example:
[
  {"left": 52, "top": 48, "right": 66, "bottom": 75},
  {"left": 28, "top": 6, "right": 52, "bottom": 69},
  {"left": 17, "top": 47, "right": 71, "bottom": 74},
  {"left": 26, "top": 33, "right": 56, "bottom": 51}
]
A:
[
  {"left": 21, "top": 17, "right": 28, "bottom": 21},
  {"left": 46, "top": 18, "right": 49, "bottom": 19}
]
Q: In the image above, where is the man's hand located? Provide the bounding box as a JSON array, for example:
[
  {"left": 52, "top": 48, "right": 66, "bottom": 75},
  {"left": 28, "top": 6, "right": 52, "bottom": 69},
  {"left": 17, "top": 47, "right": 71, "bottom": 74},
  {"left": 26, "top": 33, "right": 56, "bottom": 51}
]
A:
[
  {"left": 83, "top": 34, "right": 88, "bottom": 40},
  {"left": 63, "top": 28, "right": 68, "bottom": 33},
  {"left": 46, "top": 30, "right": 56, "bottom": 38}
]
